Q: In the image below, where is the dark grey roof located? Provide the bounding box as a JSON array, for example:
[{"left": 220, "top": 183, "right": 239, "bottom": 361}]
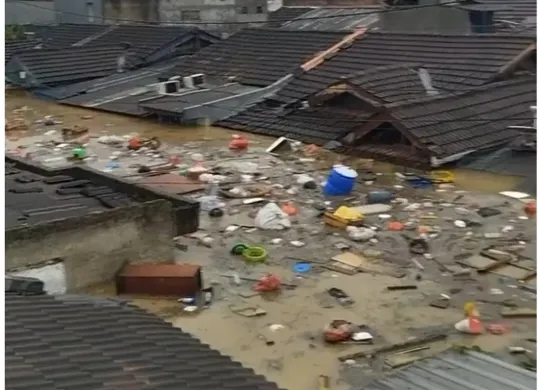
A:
[
  {"left": 85, "top": 25, "right": 219, "bottom": 63},
  {"left": 5, "top": 161, "right": 138, "bottom": 229},
  {"left": 280, "top": 7, "right": 380, "bottom": 32},
  {"left": 385, "top": 77, "right": 536, "bottom": 157},
  {"left": 7, "top": 44, "right": 134, "bottom": 86},
  {"left": 159, "top": 28, "right": 347, "bottom": 87},
  {"left": 5, "top": 39, "right": 40, "bottom": 63},
  {"left": 140, "top": 83, "right": 259, "bottom": 115},
  {"left": 217, "top": 103, "right": 371, "bottom": 145},
  {"left": 271, "top": 31, "right": 536, "bottom": 105},
  {"left": 36, "top": 59, "right": 181, "bottom": 100},
  {"left": 5, "top": 293, "right": 284, "bottom": 390},
  {"left": 266, "top": 6, "right": 316, "bottom": 28},
  {"left": 339, "top": 63, "right": 449, "bottom": 104},
  {"left": 364, "top": 350, "right": 536, "bottom": 390},
  {"left": 37, "top": 24, "right": 110, "bottom": 48}
]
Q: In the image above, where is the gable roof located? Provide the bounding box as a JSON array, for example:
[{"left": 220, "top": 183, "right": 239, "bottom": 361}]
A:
[
  {"left": 6, "top": 44, "right": 133, "bottom": 87},
  {"left": 85, "top": 25, "right": 219, "bottom": 64},
  {"left": 271, "top": 31, "right": 536, "bottom": 105},
  {"left": 381, "top": 76, "right": 536, "bottom": 157},
  {"left": 159, "top": 28, "right": 347, "bottom": 87},
  {"left": 280, "top": 6, "right": 380, "bottom": 31},
  {"left": 322, "top": 63, "right": 448, "bottom": 105},
  {"left": 6, "top": 292, "right": 285, "bottom": 390}
]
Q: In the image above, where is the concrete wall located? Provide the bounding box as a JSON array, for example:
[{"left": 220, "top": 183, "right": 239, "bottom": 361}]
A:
[
  {"left": 6, "top": 1, "right": 55, "bottom": 25},
  {"left": 6, "top": 200, "right": 176, "bottom": 291},
  {"left": 159, "top": 0, "right": 267, "bottom": 33},
  {"left": 103, "top": 0, "right": 160, "bottom": 23},
  {"left": 380, "top": 5, "right": 471, "bottom": 33},
  {"left": 55, "top": 0, "right": 104, "bottom": 24}
]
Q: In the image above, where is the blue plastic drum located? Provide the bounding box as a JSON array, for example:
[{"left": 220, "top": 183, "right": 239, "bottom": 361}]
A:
[{"left": 324, "top": 165, "right": 358, "bottom": 196}]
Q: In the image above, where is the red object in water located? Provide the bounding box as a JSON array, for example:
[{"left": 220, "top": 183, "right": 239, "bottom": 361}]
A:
[
  {"left": 128, "top": 137, "right": 141, "bottom": 150},
  {"left": 468, "top": 316, "right": 484, "bottom": 334},
  {"left": 255, "top": 274, "right": 281, "bottom": 292},
  {"left": 168, "top": 155, "right": 181, "bottom": 165},
  {"left": 229, "top": 135, "right": 249, "bottom": 150},
  {"left": 525, "top": 202, "right": 536, "bottom": 217},
  {"left": 487, "top": 323, "right": 509, "bottom": 335}
]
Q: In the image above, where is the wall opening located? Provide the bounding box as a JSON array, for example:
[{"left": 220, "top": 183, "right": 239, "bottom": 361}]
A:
[{"left": 359, "top": 123, "right": 412, "bottom": 146}]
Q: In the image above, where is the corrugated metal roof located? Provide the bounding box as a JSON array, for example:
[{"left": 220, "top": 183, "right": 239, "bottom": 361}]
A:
[
  {"left": 365, "top": 351, "right": 536, "bottom": 390},
  {"left": 280, "top": 7, "right": 380, "bottom": 32}
]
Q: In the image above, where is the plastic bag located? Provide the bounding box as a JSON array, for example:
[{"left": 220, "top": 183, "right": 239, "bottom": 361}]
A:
[
  {"left": 346, "top": 226, "right": 375, "bottom": 241},
  {"left": 254, "top": 202, "right": 291, "bottom": 230}
]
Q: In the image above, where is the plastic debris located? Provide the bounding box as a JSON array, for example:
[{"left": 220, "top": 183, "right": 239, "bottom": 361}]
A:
[
  {"left": 254, "top": 202, "right": 291, "bottom": 230},
  {"left": 255, "top": 274, "right": 281, "bottom": 292}
]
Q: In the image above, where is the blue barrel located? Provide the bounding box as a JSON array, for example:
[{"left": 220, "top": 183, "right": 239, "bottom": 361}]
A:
[
  {"left": 366, "top": 190, "right": 393, "bottom": 204},
  {"left": 324, "top": 165, "right": 358, "bottom": 196}
]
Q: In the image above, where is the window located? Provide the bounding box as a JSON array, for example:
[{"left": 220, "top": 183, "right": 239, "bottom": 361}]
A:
[
  {"left": 240, "top": 6, "right": 248, "bottom": 14},
  {"left": 256, "top": 5, "right": 263, "bottom": 13},
  {"left": 181, "top": 10, "right": 201, "bottom": 21},
  {"left": 86, "top": 2, "right": 95, "bottom": 23}
]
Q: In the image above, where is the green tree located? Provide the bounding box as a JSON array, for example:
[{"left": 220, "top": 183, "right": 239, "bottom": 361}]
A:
[{"left": 6, "top": 25, "right": 26, "bottom": 41}]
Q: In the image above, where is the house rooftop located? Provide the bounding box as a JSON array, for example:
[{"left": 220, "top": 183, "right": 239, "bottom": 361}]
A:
[
  {"left": 5, "top": 159, "right": 139, "bottom": 230},
  {"left": 5, "top": 291, "right": 285, "bottom": 390},
  {"left": 271, "top": 31, "right": 536, "bottom": 105},
  {"left": 266, "top": 6, "right": 316, "bottom": 27},
  {"left": 159, "top": 28, "right": 347, "bottom": 87}
]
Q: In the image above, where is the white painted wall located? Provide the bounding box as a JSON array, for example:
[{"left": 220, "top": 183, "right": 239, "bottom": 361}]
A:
[{"left": 11, "top": 262, "right": 67, "bottom": 295}]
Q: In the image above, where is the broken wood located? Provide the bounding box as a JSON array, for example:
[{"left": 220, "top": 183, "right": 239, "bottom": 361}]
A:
[
  {"left": 322, "top": 263, "right": 360, "bottom": 275},
  {"left": 501, "top": 308, "right": 537, "bottom": 318},
  {"left": 385, "top": 354, "right": 426, "bottom": 369},
  {"left": 387, "top": 285, "right": 417, "bottom": 291},
  {"left": 337, "top": 333, "right": 447, "bottom": 361},
  {"left": 317, "top": 375, "right": 330, "bottom": 390},
  {"left": 477, "top": 257, "right": 513, "bottom": 274}
]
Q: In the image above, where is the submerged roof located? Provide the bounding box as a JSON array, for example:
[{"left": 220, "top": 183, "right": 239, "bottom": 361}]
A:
[
  {"left": 280, "top": 7, "right": 380, "bottom": 32},
  {"left": 476, "top": 0, "right": 537, "bottom": 23},
  {"left": 271, "top": 31, "right": 536, "bottom": 104},
  {"left": 6, "top": 292, "right": 284, "bottom": 390},
  {"left": 365, "top": 350, "right": 536, "bottom": 390},
  {"left": 159, "top": 28, "right": 347, "bottom": 87},
  {"left": 5, "top": 39, "right": 39, "bottom": 63},
  {"left": 385, "top": 76, "right": 536, "bottom": 157},
  {"left": 7, "top": 44, "right": 134, "bottom": 87}
]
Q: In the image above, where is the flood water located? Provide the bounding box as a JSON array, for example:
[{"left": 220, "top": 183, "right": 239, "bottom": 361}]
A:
[{"left": 5, "top": 89, "right": 275, "bottom": 148}]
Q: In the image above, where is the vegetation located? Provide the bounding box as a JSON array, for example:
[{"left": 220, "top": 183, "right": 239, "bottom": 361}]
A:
[{"left": 6, "top": 25, "right": 26, "bottom": 41}]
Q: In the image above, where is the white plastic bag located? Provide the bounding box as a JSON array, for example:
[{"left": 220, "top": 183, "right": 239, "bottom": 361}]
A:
[
  {"left": 346, "top": 226, "right": 376, "bottom": 241},
  {"left": 254, "top": 203, "right": 291, "bottom": 230}
]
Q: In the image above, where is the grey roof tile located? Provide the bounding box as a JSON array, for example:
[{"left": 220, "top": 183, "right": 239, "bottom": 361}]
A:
[
  {"left": 6, "top": 293, "right": 285, "bottom": 390},
  {"left": 280, "top": 6, "right": 380, "bottom": 31},
  {"left": 266, "top": 7, "right": 315, "bottom": 27},
  {"left": 271, "top": 31, "right": 536, "bottom": 105},
  {"left": 476, "top": 0, "right": 537, "bottom": 23},
  {"left": 160, "top": 28, "right": 347, "bottom": 87}
]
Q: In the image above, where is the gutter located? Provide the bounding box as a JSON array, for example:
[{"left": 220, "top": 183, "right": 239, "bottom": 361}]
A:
[{"left": 430, "top": 150, "right": 476, "bottom": 167}]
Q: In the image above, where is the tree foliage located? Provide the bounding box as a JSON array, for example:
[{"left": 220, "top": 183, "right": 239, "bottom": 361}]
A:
[{"left": 6, "top": 25, "right": 26, "bottom": 41}]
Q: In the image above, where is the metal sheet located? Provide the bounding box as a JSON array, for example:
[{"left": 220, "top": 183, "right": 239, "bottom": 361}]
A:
[{"left": 365, "top": 351, "right": 536, "bottom": 390}]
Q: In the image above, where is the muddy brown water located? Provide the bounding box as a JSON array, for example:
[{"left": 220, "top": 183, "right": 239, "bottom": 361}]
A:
[{"left": 6, "top": 90, "right": 537, "bottom": 390}]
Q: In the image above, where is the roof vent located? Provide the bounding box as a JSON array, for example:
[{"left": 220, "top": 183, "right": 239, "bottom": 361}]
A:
[
  {"left": 153, "top": 81, "right": 180, "bottom": 94},
  {"left": 5, "top": 276, "right": 45, "bottom": 295}
]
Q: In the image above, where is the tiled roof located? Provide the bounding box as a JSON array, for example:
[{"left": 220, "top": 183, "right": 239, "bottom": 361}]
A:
[
  {"left": 384, "top": 77, "right": 536, "bottom": 157},
  {"left": 477, "top": 0, "right": 537, "bottom": 23},
  {"left": 5, "top": 39, "right": 39, "bottom": 63},
  {"left": 266, "top": 6, "right": 315, "bottom": 27},
  {"left": 86, "top": 25, "right": 210, "bottom": 62},
  {"left": 7, "top": 44, "right": 133, "bottom": 86},
  {"left": 159, "top": 28, "right": 347, "bottom": 87},
  {"left": 217, "top": 103, "right": 371, "bottom": 144},
  {"left": 6, "top": 292, "right": 284, "bottom": 390},
  {"left": 280, "top": 6, "right": 380, "bottom": 31},
  {"left": 271, "top": 31, "right": 536, "bottom": 105},
  {"left": 38, "top": 24, "right": 110, "bottom": 48},
  {"left": 337, "top": 64, "right": 449, "bottom": 104},
  {"left": 364, "top": 350, "right": 536, "bottom": 390}
]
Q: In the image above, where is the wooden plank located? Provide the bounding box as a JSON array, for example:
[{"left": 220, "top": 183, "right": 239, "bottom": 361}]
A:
[
  {"left": 501, "top": 308, "right": 537, "bottom": 318},
  {"left": 331, "top": 252, "right": 365, "bottom": 268},
  {"left": 338, "top": 333, "right": 447, "bottom": 361},
  {"left": 385, "top": 354, "right": 426, "bottom": 369}
]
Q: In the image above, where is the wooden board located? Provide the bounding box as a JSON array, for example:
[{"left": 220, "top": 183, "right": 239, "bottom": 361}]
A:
[
  {"left": 457, "top": 255, "right": 496, "bottom": 270},
  {"left": 491, "top": 265, "right": 531, "bottom": 280},
  {"left": 323, "top": 262, "right": 359, "bottom": 275},
  {"left": 501, "top": 308, "right": 537, "bottom": 318},
  {"left": 331, "top": 252, "right": 366, "bottom": 268}
]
